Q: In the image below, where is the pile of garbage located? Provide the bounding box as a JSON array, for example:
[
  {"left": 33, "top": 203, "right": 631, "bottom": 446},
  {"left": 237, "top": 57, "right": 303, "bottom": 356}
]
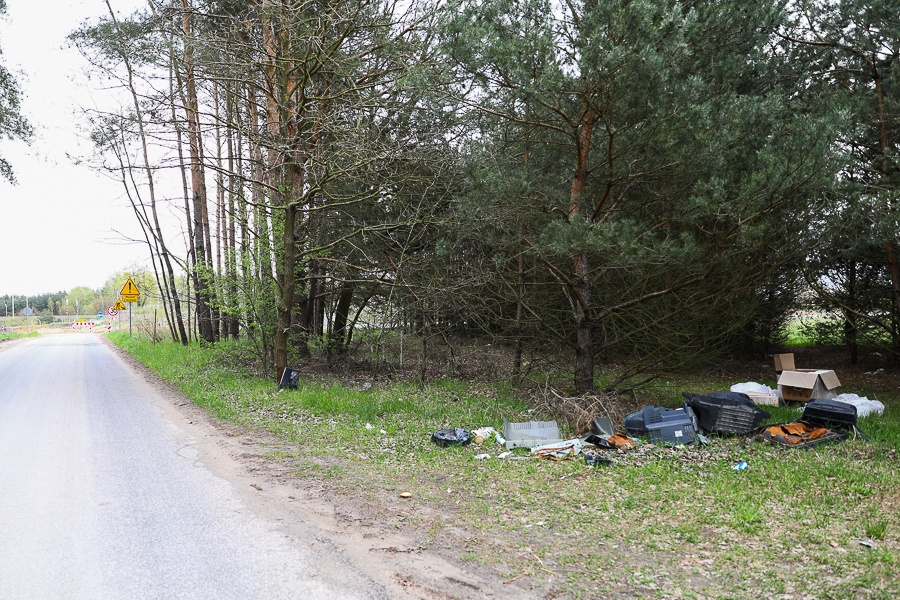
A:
[{"left": 430, "top": 379, "right": 883, "bottom": 464}]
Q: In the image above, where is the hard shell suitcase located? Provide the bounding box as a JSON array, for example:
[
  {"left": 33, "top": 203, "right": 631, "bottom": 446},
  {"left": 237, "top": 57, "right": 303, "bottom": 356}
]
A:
[{"left": 802, "top": 399, "right": 857, "bottom": 429}]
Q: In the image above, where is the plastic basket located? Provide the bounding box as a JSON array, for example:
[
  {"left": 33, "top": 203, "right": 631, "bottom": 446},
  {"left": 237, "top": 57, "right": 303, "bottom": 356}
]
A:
[{"left": 502, "top": 420, "right": 562, "bottom": 449}]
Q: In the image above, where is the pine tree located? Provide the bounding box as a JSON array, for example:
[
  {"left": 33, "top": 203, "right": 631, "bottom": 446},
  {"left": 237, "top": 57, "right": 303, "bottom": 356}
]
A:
[{"left": 441, "top": 0, "right": 841, "bottom": 392}]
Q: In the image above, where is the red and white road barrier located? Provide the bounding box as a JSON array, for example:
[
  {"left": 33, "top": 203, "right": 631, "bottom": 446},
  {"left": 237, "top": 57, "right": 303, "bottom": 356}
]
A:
[{"left": 72, "top": 321, "right": 96, "bottom": 332}]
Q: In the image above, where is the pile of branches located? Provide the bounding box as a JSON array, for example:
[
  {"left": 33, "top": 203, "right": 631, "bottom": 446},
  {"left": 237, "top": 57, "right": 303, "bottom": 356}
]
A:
[{"left": 531, "top": 384, "right": 644, "bottom": 435}]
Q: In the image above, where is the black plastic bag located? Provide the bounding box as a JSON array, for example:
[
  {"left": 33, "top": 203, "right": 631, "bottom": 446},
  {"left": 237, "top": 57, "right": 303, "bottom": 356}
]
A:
[{"left": 431, "top": 428, "right": 472, "bottom": 447}]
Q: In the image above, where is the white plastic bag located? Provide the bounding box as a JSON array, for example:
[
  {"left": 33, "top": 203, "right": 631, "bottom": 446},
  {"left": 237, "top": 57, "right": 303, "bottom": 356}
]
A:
[{"left": 832, "top": 393, "right": 885, "bottom": 418}]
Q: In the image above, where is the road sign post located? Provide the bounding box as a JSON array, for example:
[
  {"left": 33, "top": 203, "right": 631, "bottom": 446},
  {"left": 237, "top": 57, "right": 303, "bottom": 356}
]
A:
[
  {"left": 120, "top": 278, "right": 141, "bottom": 337},
  {"left": 107, "top": 306, "right": 118, "bottom": 333}
]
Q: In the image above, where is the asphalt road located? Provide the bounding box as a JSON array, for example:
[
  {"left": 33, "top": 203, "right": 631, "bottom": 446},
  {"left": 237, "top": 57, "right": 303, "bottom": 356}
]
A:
[{"left": 0, "top": 334, "right": 372, "bottom": 600}]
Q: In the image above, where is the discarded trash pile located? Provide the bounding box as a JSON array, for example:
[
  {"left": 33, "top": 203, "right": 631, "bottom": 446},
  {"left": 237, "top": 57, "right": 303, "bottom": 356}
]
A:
[
  {"left": 757, "top": 398, "right": 866, "bottom": 449},
  {"left": 759, "top": 421, "right": 840, "bottom": 447},
  {"left": 429, "top": 354, "right": 885, "bottom": 465}
]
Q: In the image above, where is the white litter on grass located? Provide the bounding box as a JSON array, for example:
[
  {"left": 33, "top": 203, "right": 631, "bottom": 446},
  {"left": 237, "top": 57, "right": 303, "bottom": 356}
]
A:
[
  {"left": 472, "top": 427, "right": 507, "bottom": 446},
  {"left": 474, "top": 454, "right": 490, "bottom": 460},
  {"left": 832, "top": 393, "right": 885, "bottom": 418},
  {"left": 365, "top": 423, "right": 375, "bottom": 430},
  {"left": 731, "top": 382, "right": 777, "bottom": 395},
  {"left": 531, "top": 438, "right": 583, "bottom": 459}
]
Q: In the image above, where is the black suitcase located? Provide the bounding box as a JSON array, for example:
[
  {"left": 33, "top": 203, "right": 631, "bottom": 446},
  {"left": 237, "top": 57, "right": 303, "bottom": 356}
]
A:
[
  {"left": 682, "top": 391, "right": 771, "bottom": 435},
  {"left": 802, "top": 399, "right": 857, "bottom": 429}
]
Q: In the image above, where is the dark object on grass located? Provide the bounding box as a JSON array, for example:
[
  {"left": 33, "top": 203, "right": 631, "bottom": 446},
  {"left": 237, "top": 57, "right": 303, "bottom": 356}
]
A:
[
  {"left": 584, "top": 454, "right": 614, "bottom": 467},
  {"left": 758, "top": 421, "right": 848, "bottom": 448},
  {"left": 802, "top": 399, "right": 857, "bottom": 429},
  {"left": 279, "top": 367, "right": 299, "bottom": 389},
  {"left": 624, "top": 404, "right": 698, "bottom": 445},
  {"left": 431, "top": 428, "right": 472, "bottom": 447},
  {"left": 682, "top": 391, "right": 771, "bottom": 435}
]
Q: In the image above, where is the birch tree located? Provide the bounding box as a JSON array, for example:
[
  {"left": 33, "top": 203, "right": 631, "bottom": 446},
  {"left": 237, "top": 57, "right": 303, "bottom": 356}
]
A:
[{"left": 0, "top": 0, "right": 33, "bottom": 183}]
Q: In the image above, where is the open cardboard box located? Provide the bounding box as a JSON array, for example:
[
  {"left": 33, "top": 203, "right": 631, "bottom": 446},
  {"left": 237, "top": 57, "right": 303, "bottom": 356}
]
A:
[
  {"left": 777, "top": 369, "right": 841, "bottom": 403},
  {"left": 773, "top": 353, "right": 841, "bottom": 403},
  {"left": 773, "top": 353, "right": 795, "bottom": 374}
]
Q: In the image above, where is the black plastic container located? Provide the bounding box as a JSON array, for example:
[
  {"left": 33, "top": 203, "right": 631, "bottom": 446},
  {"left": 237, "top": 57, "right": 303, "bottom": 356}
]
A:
[
  {"left": 802, "top": 399, "right": 857, "bottom": 429},
  {"left": 682, "top": 391, "right": 771, "bottom": 435},
  {"left": 279, "top": 367, "right": 299, "bottom": 389},
  {"left": 624, "top": 404, "right": 698, "bottom": 445},
  {"left": 758, "top": 420, "right": 849, "bottom": 449}
]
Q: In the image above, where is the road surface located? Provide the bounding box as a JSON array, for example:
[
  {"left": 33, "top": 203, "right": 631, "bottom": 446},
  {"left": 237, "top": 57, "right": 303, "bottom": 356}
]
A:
[{"left": 0, "top": 334, "right": 379, "bottom": 599}]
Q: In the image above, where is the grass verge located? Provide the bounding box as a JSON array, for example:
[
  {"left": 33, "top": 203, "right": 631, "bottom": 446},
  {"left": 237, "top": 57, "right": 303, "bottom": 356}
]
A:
[
  {"left": 0, "top": 331, "right": 38, "bottom": 342},
  {"left": 109, "top": 333, "right": 900, "bottom": 599}
]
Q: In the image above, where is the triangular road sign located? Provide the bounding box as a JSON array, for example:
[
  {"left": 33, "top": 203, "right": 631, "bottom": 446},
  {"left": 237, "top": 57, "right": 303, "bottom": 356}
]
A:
[
  {"left": 120, "top": 278, "right": 140, "bottom": 296},
  {"left": 113, "top": 300, "right": 127, "bottom": 311}
]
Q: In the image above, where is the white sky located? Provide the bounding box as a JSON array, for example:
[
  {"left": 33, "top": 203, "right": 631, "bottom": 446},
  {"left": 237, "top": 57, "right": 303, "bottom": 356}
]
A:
[{"left": 0, "top": 0, "right": 152, "bottom": 297}]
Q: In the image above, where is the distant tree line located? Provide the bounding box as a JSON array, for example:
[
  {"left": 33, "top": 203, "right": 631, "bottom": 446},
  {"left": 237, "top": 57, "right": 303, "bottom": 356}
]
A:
[
  {"left": 62, "top": 0, "right": 898, "bottom": 391},
  {"left": 1, "top": 269, "right": 161, "bottom": 318},
  {"left": 1, "top": 293, "right": 66, "bottom": 317}
]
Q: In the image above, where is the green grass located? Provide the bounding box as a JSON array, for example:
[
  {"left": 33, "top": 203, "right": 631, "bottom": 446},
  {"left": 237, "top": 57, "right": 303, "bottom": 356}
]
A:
[
  {"left": 0, "top": 331, "right": 38, "bottom": 342},
  {"left": 783, "top": 315, "right": 817, "bottom": 347},
  {"left": 108, "top": 332, "right": 900, "bottom": 599}
]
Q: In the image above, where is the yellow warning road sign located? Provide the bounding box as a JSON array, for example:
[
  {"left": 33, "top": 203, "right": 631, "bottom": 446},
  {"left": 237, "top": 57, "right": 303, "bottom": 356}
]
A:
[
  {"left": 121, "top": 294, "right": 139, "bottom": 303},
  {"left": 121, "top": 278, "right": 141, "bottom": 297},
  {"left": 113, "top": 300, "right": 127, "bottom": 310}
]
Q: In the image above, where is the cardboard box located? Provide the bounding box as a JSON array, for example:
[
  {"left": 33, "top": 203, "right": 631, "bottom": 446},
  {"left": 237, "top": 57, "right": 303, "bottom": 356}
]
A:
[
  {"left": 774, "top": 353, "right": 795, "bottom": 374},
  {"left": 777, "top": 370, "right": 841, "bottom": 403},
  {"left": 745, "top": 391, "right": 780, "bottom": 407}
]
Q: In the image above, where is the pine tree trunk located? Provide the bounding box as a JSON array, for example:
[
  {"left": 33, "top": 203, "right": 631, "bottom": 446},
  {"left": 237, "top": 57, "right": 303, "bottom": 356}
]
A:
[
  {"left": 329, "top": 283, "right": 355, "bottom": 357},
  {"left": 226, "top": 81, "right": 240, "bottom": 339},
  {"left": 180, "top": 0, "right": 215, "bottom": 343},
  {"left": 570, "top": 105, "right": 597, "bottom": 393},
  {"left": 213, "top": 82, "right": 226, "bottom": 339}
]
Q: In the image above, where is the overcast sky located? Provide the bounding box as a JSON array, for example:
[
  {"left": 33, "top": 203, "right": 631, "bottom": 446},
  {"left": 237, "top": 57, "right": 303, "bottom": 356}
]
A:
[{"left": 0, "top": 0, "right": 151, "bottom": 297}]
